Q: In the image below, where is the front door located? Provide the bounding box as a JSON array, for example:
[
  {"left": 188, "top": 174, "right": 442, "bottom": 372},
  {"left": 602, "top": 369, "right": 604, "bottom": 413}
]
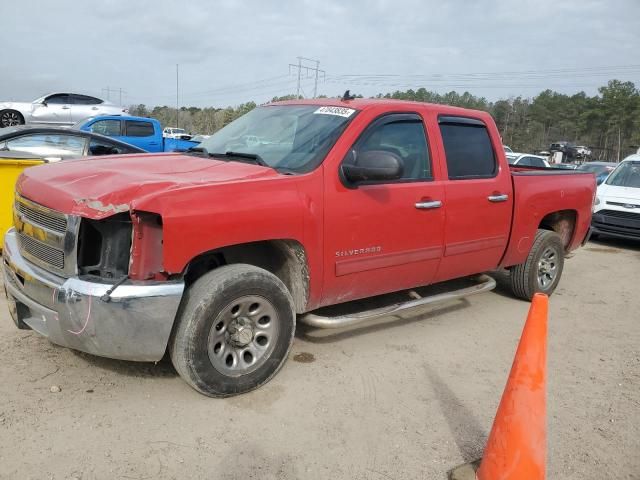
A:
[
  {"left": 435, "top": 116, "right": 513, "bottom": 282},
  {"left": 321, "top": 113, "right": 445, "bottom": 306},
  {"left": 31, "top": 94, "right": 72, "bottom": 125}
]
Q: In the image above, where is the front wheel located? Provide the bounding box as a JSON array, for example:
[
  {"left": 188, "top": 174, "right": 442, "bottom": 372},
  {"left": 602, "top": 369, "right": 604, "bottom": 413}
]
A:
[
  {"left": 510, "top": 229, "right": 565, "bottom": 300},
  {"left": 0, "top": 110, "right": 24, "bottom": 128},
  {"left": 169, "top": 264, "right": 296, "bottom": 397}
]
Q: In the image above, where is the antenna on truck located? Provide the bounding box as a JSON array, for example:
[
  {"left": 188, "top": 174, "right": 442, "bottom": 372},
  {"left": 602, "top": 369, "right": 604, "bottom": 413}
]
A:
[{"left": 342, "top": 90, "right": 356, "bottom": 101}]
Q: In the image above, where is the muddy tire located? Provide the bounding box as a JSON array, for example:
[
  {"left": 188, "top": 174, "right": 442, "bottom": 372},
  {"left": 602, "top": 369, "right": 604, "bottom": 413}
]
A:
[
  {"left": 169, "top": 264, "right": 295, "bottom": 397},
  {"left": 510, "top": 229, "right": 565, "bottom": 300},
  {"left": 0, "top": 110, "right": 24, "bottom": 128}
]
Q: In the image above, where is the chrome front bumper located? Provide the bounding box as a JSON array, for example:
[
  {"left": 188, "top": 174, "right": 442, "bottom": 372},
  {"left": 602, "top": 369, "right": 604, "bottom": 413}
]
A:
[{"left": 2, "top": 229, "right": 185, "bottom": 361}]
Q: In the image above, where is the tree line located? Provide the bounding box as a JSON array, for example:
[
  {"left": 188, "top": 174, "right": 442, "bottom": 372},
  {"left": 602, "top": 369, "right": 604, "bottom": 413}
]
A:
[{"left": 129, "top": 80, "right": 640, "bottom": 161}]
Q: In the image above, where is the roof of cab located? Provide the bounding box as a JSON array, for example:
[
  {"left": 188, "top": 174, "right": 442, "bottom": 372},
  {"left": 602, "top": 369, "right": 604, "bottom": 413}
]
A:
[{"left": 268, "top": 97, "right": 493, "bottom": 119}]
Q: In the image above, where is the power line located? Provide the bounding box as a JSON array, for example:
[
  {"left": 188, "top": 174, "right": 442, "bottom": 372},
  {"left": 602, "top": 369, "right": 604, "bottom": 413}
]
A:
[{"left": 328, "top": 64, "right": 640, "bottom": 81}]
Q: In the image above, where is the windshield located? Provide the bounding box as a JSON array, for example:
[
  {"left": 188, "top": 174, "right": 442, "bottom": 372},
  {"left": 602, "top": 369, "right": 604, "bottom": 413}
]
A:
[
  {"left": 605, "top": 161, "right": 640, "bottom": 188},
  {"left": 172, "top": 128, "right": 186, "bottom": 134},
  {"left": 198, "top": 105, "right": 357, "bottom": 173}
]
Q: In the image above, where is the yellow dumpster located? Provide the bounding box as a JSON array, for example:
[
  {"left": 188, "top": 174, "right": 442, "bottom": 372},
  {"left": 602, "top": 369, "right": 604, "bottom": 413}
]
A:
[{"left": 1, "top": 152, "right": 47, "bottom": 246}]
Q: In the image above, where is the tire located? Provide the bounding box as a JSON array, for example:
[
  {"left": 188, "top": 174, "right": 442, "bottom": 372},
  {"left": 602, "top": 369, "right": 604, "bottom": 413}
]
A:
[
  {"left": 0, "top": 110, "right": 24, "bottom": 128},
  {"left": 169, "top": 264, "right": 296, "bottom": 397},
  {"left": 510, "top": 229, "right": 565, "bottom": 300}
]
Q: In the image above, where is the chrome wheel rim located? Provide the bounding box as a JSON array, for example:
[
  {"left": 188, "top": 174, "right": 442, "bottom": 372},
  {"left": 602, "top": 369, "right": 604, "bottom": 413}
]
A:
[
  {"left": 1, "top": 111, "right": 21, "bottom": 127},
  {"left": 537, "top": 246, "right": 558, "bottom": 288},
  {"left": 207, "top": 295, "right": 279, "bottom": 377}
]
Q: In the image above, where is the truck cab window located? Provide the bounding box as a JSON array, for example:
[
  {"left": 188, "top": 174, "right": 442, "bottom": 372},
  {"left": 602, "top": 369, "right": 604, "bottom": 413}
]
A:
[
  {"left": 439, "top": 119, "right": 496, "bottom": 179},
  {"left": 90, "top": 120, "right": 121, "bottom": 136},
  {"left": 125, "top": 121, "right": 154, "bottom": 137},
  {"left": 354, "top": 116, "right": 431, "bottom": 181}
]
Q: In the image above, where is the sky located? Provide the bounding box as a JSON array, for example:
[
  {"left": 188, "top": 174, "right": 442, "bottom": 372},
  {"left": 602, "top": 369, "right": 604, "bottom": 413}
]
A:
[{"left": 2, "top": 0, "right": 639, "bottom": 108}]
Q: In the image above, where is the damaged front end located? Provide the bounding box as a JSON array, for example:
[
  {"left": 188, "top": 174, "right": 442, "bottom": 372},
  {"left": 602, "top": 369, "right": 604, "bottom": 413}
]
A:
[
  {"left": 2, "top": 196, "right": 184, "bottom": 362},
  {"left": 77, "top": 211, "right": 165, "bottom": 281}
]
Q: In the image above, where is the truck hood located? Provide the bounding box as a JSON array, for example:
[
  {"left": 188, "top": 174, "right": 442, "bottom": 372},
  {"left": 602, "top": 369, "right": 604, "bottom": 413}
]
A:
[{"left": 17, "top": 153, "right": 280, "bottom": 219}]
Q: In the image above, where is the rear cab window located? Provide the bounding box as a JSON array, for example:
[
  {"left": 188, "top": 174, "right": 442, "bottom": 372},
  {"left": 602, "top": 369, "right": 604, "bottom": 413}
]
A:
[
  {"left": 125, "top": 120, "right": 155, "bottom": 137},
  {"left": 438, "top": 116, "right": 496, "bottom": 179}
]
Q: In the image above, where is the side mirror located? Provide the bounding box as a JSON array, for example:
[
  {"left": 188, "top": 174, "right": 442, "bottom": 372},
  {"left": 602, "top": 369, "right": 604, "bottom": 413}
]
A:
[{"left": 342, "top": 150, "right": 403, "bottom": 184}]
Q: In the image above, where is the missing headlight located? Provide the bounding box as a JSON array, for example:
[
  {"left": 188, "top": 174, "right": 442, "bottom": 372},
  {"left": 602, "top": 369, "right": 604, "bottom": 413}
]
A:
[{"left": 77, "top": 213, "right": 132, "bottom": 279}]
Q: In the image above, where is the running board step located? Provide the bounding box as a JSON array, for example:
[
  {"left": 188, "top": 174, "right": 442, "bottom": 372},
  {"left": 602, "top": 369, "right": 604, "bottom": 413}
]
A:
[{"left": 300, "top": 274, "right": 496, "bottom": 329}]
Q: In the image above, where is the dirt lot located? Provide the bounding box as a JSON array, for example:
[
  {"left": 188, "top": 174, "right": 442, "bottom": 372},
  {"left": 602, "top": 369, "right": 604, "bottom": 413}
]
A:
[{"left": 0, "top": 238, "right": 638, "bottom": 480}]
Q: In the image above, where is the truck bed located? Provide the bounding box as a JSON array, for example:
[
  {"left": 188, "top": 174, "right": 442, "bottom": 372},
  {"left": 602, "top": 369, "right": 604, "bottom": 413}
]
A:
[{"left": 500, "top": 168, "right": 595, "bottom": 267}]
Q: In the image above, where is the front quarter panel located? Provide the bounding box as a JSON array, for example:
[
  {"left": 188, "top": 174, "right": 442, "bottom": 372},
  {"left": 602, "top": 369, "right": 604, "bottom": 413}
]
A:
[{"left": 134, "top": 174, "right": 316, "bottom": 277}]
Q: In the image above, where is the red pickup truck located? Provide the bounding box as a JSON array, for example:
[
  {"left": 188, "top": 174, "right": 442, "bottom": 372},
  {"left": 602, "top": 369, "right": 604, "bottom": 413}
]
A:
[{"left": 2, "top": 99, "right": 595, "bottom": 397}]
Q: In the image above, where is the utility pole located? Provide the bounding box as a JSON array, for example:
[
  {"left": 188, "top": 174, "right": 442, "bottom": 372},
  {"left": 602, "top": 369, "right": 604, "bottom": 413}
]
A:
[
  {"left": 296, "top": 57, "right": 302, "bottom": 99},
  {"left": 288, "top": 57, "right": 325, "bottom": 98},
  {"left": 176, "top": 64, "right": 179, "bottom": 129},
  {"left": 313, "top": 58, "right": 320, "bottom": 98}
]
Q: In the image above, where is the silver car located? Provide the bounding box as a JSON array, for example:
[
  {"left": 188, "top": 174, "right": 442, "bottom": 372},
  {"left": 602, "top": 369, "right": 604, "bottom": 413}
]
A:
[{"left": 0, "top": 93, "right": 127, "bottom": 128}]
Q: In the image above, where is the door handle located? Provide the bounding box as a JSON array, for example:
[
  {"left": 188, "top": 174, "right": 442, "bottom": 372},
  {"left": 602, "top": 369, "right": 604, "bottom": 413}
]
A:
[
  {"left": 61, "top": 106, "right": 70, "bottom": 109},
  {"left": 488, "top": 194, "right": 509, "bottom": 203},
  {"left": 91, "top": 106, "right": 99, "bottom": 110},
  {"left": 415, "top": 200, "right": 442, "bottom": 210}
]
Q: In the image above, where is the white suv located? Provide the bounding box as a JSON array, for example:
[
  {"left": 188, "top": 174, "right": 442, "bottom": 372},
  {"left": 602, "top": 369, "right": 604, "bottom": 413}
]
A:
[{"left": 592, "top": 154, "right": 640, "bottom": 241}]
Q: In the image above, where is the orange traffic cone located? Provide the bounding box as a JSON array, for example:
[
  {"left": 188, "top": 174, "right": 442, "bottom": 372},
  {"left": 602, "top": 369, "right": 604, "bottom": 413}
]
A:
[{"left": 449, "top": 292, "right": 548, "bottom": 480}]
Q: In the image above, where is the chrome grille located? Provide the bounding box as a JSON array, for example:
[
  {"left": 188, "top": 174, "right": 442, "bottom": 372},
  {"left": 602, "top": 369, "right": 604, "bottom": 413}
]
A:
[
  {"left": 18, "top": 233, "right": 65, "bottom": 270},
  {"left": 16, "top": 202, "right": 67, "bottom": 233}
]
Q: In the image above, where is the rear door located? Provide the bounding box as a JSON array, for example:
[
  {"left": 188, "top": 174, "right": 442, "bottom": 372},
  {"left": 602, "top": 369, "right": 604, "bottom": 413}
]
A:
[
  {"left": 322, "top": 112, "right": 446, "bottom": 305},
  {"left": 69, "top": 94, "right": 103, "bottom": 123},
  {"left": 434, "top": 116, "right": 513, "bottom": 282},
  {"left": 122, "top": 120, "right": 159, "bottom": 151}
]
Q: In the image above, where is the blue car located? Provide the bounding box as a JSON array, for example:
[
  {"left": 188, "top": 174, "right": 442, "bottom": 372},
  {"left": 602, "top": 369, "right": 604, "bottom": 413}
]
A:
[
  {"left": 74, "top": 115, "right": 198, "bottom": 153},
  {"left": 577, "top": 162, "right": 617, "bottom": 186}
]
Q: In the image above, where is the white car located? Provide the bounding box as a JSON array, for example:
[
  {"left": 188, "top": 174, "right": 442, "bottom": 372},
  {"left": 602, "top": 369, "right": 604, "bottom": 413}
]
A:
[
  {"left": 0, "top": 93, "right": 127, "bottom": 128},
  {"left": 163, "top": 127, "right": 191, "bottom": 140},
  {"left": 592, "top": 155, "right": 640, "bottom": 241},
  {"left": 507, "top": 153, "right": 550, "bottom": 168}
]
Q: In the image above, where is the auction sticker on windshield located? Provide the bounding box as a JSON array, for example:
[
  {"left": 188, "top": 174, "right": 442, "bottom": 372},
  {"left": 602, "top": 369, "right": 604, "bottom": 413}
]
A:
[{"left": 314, "top": 106, "right": 356, "bottom": 118}]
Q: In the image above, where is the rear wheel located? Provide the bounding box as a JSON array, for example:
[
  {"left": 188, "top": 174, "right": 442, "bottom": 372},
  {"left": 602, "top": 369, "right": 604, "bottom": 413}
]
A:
[
  {"left": 0, "top": 110, "right": 24, "bottom": 128},
  {"left": 510, "top": 229, "right": 565, "bottom": 300},
  {"left": 169, "top": 264, "right": 296, "bottom": 397}
]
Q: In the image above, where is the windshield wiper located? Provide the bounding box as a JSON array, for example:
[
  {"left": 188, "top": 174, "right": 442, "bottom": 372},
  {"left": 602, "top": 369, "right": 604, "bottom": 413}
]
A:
[
  {"left": 186, "top": 146, "right": 209, "bottom": 155},
  {"left": 208, "top": 151, "right": 269, "bottom": 167}
]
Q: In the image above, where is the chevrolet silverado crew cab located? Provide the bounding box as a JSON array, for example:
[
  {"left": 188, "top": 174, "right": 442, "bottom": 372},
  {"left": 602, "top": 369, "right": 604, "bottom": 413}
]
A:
[{"left": 2, "top": 99, "right": 596, "bottom": 397}]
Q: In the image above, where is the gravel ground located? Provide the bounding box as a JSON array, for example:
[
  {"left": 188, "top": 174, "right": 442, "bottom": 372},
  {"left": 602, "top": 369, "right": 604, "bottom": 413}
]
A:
[{"left": 0, "top": 238, "right": 638, "bottom": 480}]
